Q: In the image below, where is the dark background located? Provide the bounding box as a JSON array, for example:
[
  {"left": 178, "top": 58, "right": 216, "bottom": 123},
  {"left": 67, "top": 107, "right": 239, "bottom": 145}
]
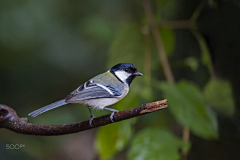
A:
[{"left": 0, "top": 0, "right": 240, "bottom": 160}]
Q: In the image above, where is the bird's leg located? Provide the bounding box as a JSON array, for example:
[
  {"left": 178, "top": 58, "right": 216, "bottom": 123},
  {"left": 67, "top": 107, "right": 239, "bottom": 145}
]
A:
[
  {"left": 87, "top": 106, "right": 95, "bottom": 127},
  {"left": 104, "top": 108, "right": 119, "bottom": 122}
]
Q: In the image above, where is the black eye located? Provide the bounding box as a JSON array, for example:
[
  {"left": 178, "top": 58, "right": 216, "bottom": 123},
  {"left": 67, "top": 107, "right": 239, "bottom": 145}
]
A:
[{"left": 125, "top": 68, "right": 129, "bottom": 72}]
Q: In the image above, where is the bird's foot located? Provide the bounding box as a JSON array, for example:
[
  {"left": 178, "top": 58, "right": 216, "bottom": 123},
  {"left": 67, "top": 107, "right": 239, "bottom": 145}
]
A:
[
  {"left": 110, "top": 110, "right": 119, "bottom": 122},
  {"left": 89, "top": 115, "right": 96, "bottom": 127},
  {"left": 87, "top": 106, "right": 96, "bottom": 127},
  {"left": 103, "top": 108, "right": 119, "bottom": 122}
]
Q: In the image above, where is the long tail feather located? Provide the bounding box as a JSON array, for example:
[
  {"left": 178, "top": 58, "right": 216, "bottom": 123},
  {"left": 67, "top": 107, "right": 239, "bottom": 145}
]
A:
[{"left": 28, "top": 99, "right": 67, "bottom": 117}]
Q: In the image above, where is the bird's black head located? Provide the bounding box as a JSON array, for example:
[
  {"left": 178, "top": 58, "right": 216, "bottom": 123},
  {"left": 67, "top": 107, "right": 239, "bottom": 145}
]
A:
[{"left": 110, "top": 63, "right": 143, "bottom": 86}]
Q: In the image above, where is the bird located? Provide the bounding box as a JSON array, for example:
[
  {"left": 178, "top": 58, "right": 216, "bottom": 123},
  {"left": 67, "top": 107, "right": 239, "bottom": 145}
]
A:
[{"left": 28, "top": 63, "right": 143, "bottom": 126}]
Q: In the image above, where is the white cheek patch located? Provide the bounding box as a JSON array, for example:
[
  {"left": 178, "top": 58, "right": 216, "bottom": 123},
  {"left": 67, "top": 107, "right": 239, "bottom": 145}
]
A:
[{"left": 115, "top": 71, "right": 131, "bottom": 83}]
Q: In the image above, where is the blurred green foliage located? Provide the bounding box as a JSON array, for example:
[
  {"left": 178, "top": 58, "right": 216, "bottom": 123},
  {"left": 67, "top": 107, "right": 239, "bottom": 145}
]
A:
[
  {"left": 128, "top": 128, "right": 190, "bottom": 160},
  {"left": 191, "top": 30, "right": 214, "bottom": 75},
  {"left": 159, "top": 28, "right": 175, "bottom": 56},
  {"left": 109, "top": 23, "right": 144, "bottom": 71},
  {"left": 95, "top": 120, "right": 133, "bottom": 159},
  {"left": 0, "top": 0, "right": 238, "bottom": 160},
  {"left": 204, "top": 78, "right": 235, "bottom": 116},
  {"left": 95, "top": 90, "right": 138, "bottom": 159},
  {"left": 158, "top": 81, "right": 218, "bottom": 139}
]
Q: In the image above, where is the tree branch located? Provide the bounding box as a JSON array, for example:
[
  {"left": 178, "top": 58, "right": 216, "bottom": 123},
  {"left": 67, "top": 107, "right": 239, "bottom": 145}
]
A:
[
  {"left": 143, "top": 0, "right": 175, "bottom": 84},
  {"left": 0, "top": 99, "right": 168, "bottom": 136}
]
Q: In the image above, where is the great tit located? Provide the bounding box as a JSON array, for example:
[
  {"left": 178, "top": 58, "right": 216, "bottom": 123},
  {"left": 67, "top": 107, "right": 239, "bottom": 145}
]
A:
[{"left": 28, "top": 63, "right": 143, "bottom": 126}]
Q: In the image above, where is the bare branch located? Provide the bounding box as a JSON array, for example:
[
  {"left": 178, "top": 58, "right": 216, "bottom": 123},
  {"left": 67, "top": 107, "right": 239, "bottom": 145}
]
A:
[
  {"left": 0, "top": 99, "right": 168, "bottom": 136},
  {"left": 143, "top": 0, "right": 175, "bottom": 84}
]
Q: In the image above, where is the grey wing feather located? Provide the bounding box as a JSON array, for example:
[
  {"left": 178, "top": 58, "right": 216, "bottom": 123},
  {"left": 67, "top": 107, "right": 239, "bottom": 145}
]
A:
[
  {"left": 104, "top": 85, "right": 122, "bottom": 96},
  {"left": 65, "top": 81, "right": 122, "bottom": 102},
  {"left": 66, "top": 83, "right": 113, "bottom": 102},
  {"left": 28, "top": 99, "right": 67, "bottom": 117}
]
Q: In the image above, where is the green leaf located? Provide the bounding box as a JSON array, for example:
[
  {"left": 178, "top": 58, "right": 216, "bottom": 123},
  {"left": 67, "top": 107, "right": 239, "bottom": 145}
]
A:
[
  {"left": 108, "top": 23, "right": 144, "bottom": 71},
  {"left": 95, "top": 90, "right": 139, "bottom": 159},
  {"left": 157, "top": 80, "right": 218, "bottom": 139},
  {"left": 204, "top": 78, "right": 235, "bottom": 116},
  {"left": 128, "top": 128, "right": 190, "bottom": 160},
  {"left": 95, "top": 120, "right": 133, "bottom": 160},
  {"left": 159, "top": 28, "right": 175, "bottom": 56}
]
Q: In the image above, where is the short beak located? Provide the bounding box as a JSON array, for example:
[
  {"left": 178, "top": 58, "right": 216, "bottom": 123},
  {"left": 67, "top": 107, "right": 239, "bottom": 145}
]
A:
[{"left": 133, "top": 72, "right": 143, "bottom": 76}]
